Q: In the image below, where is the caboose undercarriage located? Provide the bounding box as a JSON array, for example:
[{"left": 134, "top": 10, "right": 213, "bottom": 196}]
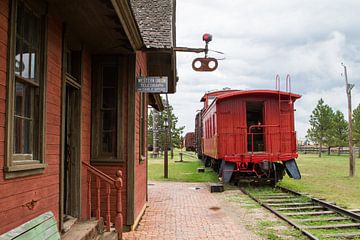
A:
[{"left": 204, "top": 154, "right": 301, "bottom": 185}]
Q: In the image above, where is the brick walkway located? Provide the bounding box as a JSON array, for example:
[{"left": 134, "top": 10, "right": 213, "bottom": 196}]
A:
[{"left": 123, "top": 182, "right": 261, "bottom": 240}]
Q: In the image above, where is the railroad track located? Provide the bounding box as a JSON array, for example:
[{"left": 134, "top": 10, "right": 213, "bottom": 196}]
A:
[{"left": 240, "top": 186, "right": 360, "bottom": 239}]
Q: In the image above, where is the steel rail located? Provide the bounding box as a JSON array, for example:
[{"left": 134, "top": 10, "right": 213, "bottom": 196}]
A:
[
  {"left": 278, "top": 186, "right": 360, "bottom": 222},
  {"left": 240, "top": 187, "right": 319, "bottom": 240}
]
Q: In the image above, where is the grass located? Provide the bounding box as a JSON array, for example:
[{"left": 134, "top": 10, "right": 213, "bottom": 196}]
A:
[
  {"left": 279, "top": 154, "right": 360, "bottom": 208},
  {"left": 255, "top": 220, "right": 307, "bottom": 240},
  {"left": 147, "top": 148, "right": 219, "bottom": 182}
]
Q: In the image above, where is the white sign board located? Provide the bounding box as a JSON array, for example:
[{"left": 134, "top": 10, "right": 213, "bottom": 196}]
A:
[{"left": 136, "top": 76, "right": 168, "bottom": 93}]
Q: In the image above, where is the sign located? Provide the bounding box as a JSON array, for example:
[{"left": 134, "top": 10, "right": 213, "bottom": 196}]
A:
[{"left": 136, "top": 76, "right": 168, "bottom": 93}]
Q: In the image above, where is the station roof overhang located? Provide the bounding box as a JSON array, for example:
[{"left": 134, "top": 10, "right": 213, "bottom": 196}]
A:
[
  {"left": 47, "top": 0, "right": 143, "bottom": 54},
  {"left": 47, "top": 0, "right": 175, "bottom": 111}
]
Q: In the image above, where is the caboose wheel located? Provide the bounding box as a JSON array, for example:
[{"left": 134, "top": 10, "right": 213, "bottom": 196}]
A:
[{"left": 272, "top": 163, "right": 278, "bottom": 188}]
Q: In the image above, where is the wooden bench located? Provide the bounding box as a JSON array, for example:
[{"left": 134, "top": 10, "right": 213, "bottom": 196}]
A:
[{"left": 0, "top": 211, "right": 60, "bottom": 240}]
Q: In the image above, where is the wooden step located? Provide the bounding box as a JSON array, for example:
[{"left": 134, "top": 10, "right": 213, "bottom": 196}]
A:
[
  {"left": 95, "top": 229, "right": 118, "bottom": 240},
  {"left": 62, "top": 219, "right": 103, "bottom": 240}
]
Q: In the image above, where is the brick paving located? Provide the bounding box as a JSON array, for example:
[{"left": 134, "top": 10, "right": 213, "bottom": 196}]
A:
[{"left": 123, "top": 182, "right": 261, "bottom": 240}]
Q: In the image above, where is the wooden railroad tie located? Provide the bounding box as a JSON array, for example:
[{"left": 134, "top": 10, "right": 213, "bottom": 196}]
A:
[
  {"left": 303, "top": 223, "right": 360, "bottom": 229},
  {"left": 284, "top": 210, "right": 334, "bottom": 216},
  {"left": 276, "top": 206, "right": 324, "bottom": 211}
]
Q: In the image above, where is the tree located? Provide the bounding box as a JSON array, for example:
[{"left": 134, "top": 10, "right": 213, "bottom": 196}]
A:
[
  {"left": 306, "top": 99, "right": 335, "bottom": 157},
  {"left": 353, "top": 104, "right": 360, "bottom": 157},
  {"left": 148, "top": 105, "right": 185, "bottom": 152},
  {"left": 331, "top": 110, "right": 348, "bottom": 155}
]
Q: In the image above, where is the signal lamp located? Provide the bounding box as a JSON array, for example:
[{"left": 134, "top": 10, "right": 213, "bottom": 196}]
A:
[{"left": 202, "top": 33, "right": 212, "bottom": 43}]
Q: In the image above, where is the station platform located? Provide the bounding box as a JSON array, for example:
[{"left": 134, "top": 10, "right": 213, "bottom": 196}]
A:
[{"left": 123, "top": 182, "right": 261, "bottom": 240}]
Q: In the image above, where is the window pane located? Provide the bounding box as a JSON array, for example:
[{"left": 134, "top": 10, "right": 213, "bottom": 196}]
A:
[
  {"left": 16, "top": 3, "right": 23, "bottom": 36},
  {"left": 15, "top": 3, "right": 40, "bottom": 82},
  {"left": 14, "top": 117, "right": 32, "bottom": 154},
  {"left": 15, "top": 82, "right": 32, "bottom": 118},
  {"left": 102, "top": 132, "right": 114, "bottom": 153},
  {"left": 102, "top": 110, "right": 115, "bottom": 131},
  {"left": 23, "top": 9, "right": 31, "bottom": 42},
  {"left": 102, "top": 66, "right": 117, "bottom": 87},
  {"left": 15, "top": 38, "right": 22, "bottom": 76},
  {"left": 102, "top": 88, "right": 116, "bottom": 108},
  {"left": 32, "top": 17, "right": 40, "bottom": 47},
  {"left": 21, "top": 43, "right": 30, "bottom": 78},
  {"left": 30, "top": 50, "right": 36, "bottom": 80}
]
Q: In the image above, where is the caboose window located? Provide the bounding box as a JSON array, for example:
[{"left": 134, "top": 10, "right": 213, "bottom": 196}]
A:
[
  {"left": 212, "top": 115, "right": 216, "bottom": 136},
  {"left": 246, "top": 102, "right": 264, "bottom": 152}
]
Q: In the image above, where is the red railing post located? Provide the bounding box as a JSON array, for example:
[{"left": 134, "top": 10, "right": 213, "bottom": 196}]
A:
[
  {"left": 96, "top": 177, "right": 101, "bottom": 220},
  {"left": 87, "top": 171, "right": 92, "bottom": 219},
  {"left": 114, "top": 170, "right": 123, "bottom": 240},
  {"left": 106, "top": 183, "right": 111, "bottom": 232}
]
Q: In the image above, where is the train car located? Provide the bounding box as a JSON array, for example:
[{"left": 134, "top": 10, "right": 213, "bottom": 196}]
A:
[
  {"left": 195, "top": 111, "right": 203, "bottom": 159},
  {"left": 184, "top": 132, "right": 196, "bottom": 151},
  {"left": 197, "top": 87, "right": 301, "bottom": 184}
]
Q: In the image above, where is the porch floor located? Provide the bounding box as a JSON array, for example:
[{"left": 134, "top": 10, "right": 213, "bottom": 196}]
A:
[{"left": 123, "top": 182, "right": 261, "bottom": 240}]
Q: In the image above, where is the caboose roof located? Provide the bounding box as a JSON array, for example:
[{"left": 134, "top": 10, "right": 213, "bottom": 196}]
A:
[
  {"left": 216, "top": 90, "right": 301, "bottom": 101},
  {"left": 200, "top": 89, "right": 240, "bottom": 102}
]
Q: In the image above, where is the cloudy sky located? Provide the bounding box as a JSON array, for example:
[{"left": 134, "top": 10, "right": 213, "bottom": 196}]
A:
[{"left": 169, "top": 0, "right": 360, "bottom": 140}]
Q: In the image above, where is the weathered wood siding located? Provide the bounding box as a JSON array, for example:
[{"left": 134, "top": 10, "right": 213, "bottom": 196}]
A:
[
  {"left": 80, "top": 48, "right": 92, "bottom": 219},
  {"left": 134, "top": 51, "right": 147, "bottom": 219},
  {"left": 0, "top": 11, "right": 62, "bottom": 233}
]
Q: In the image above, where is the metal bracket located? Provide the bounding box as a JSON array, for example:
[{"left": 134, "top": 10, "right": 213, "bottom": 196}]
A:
[{"left": 174, "top": 33, "right": 223, "bottom": 72}]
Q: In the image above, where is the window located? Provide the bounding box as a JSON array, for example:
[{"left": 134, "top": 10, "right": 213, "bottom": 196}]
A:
[
  {"left": 209, "top": 117, "right": 212, "bottom": 137},
  {"left": 5, "top": 0, "right": 46, "bottom": 178},
  {"left": 212, "top": 115, "right": 216, "bottom": 136},
  {"left": 65, "top": 48, "right": 81, "bottom": 84},
  {"left": 100, "top": 66, "right": 117, "bottom": 156},
  {"left": 91, "top": 60, "right": 120, "bottom": 161}
]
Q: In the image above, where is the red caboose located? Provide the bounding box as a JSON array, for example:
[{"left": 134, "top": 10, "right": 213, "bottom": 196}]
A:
[
  {"left": 184, "top": 132, "right": 196, "bottom": 151},
  {"left": 200, "top": 88, "right": 301, "bottom": 184}
]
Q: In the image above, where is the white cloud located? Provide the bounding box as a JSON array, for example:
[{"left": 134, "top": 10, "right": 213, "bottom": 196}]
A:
[{"left": 171, "top": 0, "right": 360, "bottom": 139}]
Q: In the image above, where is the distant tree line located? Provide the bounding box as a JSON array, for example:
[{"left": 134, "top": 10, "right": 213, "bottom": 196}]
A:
[
  {"left": 306, "top": 98, "right": 360, "bottom": 157},
  {"left": 147, "top": 104, "right": 185, "bottom": 152}
]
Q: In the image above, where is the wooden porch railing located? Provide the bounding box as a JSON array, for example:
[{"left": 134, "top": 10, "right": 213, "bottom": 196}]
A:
[{"left": 82, "top": 161, "right": 123, "bottom": 239}]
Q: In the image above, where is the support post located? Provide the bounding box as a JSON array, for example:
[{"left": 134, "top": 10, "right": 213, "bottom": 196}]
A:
[
  {"left": 152, "top": 110, "right": 159, "bottom": 158},
  {"left": 96, "top": 177, "right": 101, "bottom": 219},
  {"left": 342, "top": 63, "right": 355, "bottom": 177},
  {"left": 164, "top": 94, "right": 170, "bottom": 178},
  {"left": 115, "top": 170, "right": 123, "bottom": 240},
  {"left": 106, "top": 183, "right": 111, "bottom": 232},
  {"left": 164, "top": 125, "right": 169, "bottom": 178},
  {"left": 87, "top": 172, "right": 92, "bottom": 219}
]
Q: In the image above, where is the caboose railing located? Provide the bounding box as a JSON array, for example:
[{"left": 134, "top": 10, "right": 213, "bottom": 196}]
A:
[
  {"left": 248, "top": 125, "right": 279, "bottom": 154},
  {"left": 82, "top": 161, "right": 123, "bottom": 239}
]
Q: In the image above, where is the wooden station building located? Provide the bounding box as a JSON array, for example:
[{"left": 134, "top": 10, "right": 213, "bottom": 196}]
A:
[{"left": 0, "top": 0, "right": 176, "bottom": 236}]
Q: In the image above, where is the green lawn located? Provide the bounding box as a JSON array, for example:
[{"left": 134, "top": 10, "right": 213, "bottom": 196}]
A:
[
  {"left": 147, "top": 149, "right": 219, "bottom": 182},
  {"left": 279, "top": 154, "right": 360, "bottom": 208},
  {"left": 148, "top": 150, "right": 360, "bottom": 208}
]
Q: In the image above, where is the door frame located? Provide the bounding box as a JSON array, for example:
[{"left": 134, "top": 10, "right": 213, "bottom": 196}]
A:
[{"left": 59, "top": 27, "right": 83, "bottom": 230}]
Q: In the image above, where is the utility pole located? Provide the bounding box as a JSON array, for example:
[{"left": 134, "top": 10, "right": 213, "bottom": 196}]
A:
[
  {"left": 163, "top": 94, "right": 170, "bottom": 178},
  {"left": 152, "top": 110, "right": 159, "bottom": 158},
  {"left": 342, "top": 63, "right": 355, "bottom": 177}
]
